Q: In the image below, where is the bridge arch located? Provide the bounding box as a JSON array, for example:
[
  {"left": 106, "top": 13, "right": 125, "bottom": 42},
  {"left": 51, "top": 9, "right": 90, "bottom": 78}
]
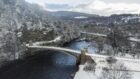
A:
[{"left": 27, "top": 46, "right": 80, "bottom": 58}]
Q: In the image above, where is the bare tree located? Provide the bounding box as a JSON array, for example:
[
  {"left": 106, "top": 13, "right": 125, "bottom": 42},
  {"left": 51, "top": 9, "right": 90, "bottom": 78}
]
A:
[
  {"left": 99, "top": 63, "right": 132, "bottom": 79},
  {"left": 106, "top": 27, "right": 131, "bottom": 55},
  {"left": 0, "top": 8, "right": 22, "bottom": 60}
]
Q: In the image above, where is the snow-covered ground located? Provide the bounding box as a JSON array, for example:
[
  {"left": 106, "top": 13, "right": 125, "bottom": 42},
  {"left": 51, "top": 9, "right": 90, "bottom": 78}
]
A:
[
  {"left": 81, "top": 32, "right": 107, "bottom": 37},
  {"left": 124, "top": 61, "right": 140, "bottom": 79},
  {"left": 74, "top": 56, "right": 140, "bottom": 79},
  {"left": 129, "top": 37, "right": 140, "bottom": 42},
  {"left": 33, "top": 36, "right": 62, "bottom": 46},
  {"left": 74, "top": 16, "right": 88, "bottom": 19},
  {"left": 74, "top": 65, "right": 97, "bottom": 79},
  {"left": 26, "top": 36, "right": 62, "bottom": 46}
]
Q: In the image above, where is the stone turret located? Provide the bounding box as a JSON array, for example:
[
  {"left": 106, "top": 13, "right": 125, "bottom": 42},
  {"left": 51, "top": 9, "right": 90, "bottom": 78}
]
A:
[
  {"left": 76, "top": 48, "right": 97, "bottom": 72},
  {"left": 77, "top": 48, "right": 96, "bottom": 65}
]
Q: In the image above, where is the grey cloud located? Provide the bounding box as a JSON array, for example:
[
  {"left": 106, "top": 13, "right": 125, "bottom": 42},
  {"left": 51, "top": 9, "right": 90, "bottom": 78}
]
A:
[
  {"left": 44, "top": 0, "right": 140, "bottom": 16},
  {"left": 103, "top": 0, "right": 140, "bottom": 3}
]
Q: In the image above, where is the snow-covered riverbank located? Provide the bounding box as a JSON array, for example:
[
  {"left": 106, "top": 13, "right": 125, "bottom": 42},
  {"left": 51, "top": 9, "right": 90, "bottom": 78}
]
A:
[{"left": 74, "top": 56, "right": 140, "bottom": 79}]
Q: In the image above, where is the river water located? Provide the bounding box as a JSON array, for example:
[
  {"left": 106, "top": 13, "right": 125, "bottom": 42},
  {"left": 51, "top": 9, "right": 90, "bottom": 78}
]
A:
[{"left": 0, "top": 40, "right": 96, "bottom": 79}]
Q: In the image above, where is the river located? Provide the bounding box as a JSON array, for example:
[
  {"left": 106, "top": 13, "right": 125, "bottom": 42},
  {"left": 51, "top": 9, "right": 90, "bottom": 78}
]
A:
[{"left": 0, "top": 40, "right": 96, "bottom": 79}]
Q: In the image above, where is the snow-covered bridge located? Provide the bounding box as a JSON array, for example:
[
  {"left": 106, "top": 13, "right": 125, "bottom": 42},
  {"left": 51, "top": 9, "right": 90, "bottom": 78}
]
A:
[
  {"left": 27, "top": 45, "right": 140, "bottom": 63},
  {"left": 26, "top": 44, "right": 140, "bottom": 73},
  {"left": 27, "top": 45, "right": 80, "bottom": 57},
  {"left": 81, "top": 32, "right": 140, "bottom": 42},
  {"left": 80, "top": 32, "right": 107, "bottom": 37},
  {"left": 26, "top": 35, "right": 140, "bottom": 73}
]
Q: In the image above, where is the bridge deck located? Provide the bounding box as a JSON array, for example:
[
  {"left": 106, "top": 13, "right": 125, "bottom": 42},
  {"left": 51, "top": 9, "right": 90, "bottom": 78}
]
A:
[
  {"left": 80, "top": 32, "right": 107, "bottom": 37},
  {"left": 27, "top": 45, "right": 140, "bottom": 63}
]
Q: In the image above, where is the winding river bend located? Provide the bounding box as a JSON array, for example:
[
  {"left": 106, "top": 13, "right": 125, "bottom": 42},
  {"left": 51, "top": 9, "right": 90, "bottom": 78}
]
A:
[{"left": 0, "top": 40, "right": 96, "bottom": 79}]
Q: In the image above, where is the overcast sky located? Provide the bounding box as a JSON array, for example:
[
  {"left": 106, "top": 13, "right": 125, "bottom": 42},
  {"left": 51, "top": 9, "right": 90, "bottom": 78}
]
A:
[{"left": 26, "top": 0, "right": 140, "bottom": 16}]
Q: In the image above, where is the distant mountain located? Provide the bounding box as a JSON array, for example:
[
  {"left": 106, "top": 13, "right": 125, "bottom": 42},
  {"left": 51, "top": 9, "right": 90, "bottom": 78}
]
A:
[
  {"left": 50, "top": 11, "right": 99, "bottom": 20},
  {"left": 49, "top": 11, "right": 140, "bottom": 25}
]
